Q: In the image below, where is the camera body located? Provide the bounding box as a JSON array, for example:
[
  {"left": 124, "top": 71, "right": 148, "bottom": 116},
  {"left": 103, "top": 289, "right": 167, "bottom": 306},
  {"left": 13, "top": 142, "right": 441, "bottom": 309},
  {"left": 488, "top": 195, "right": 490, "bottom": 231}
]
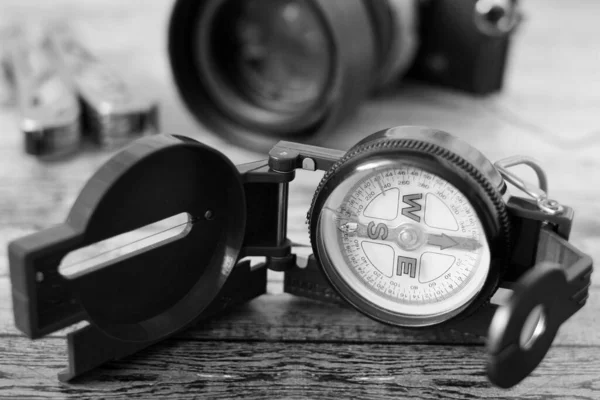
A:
[
  {"left": 168, "top": 0, "right": 520, "bottom": 149},
  {"left": 405, "top": 0, "right": 516, "bottom": 94}
]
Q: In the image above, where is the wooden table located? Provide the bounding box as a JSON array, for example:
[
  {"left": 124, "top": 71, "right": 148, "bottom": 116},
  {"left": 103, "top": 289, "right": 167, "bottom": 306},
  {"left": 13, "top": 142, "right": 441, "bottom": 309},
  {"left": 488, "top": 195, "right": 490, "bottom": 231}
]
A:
[{"left": 1, "top": 0, "right": 599, "bottom": 398}]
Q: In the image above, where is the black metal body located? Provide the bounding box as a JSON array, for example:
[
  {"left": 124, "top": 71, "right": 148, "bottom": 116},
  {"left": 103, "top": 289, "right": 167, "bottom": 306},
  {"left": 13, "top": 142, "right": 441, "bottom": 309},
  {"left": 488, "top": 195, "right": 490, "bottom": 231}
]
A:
[
  {"left": 8, "top": 128, "right": 592, "bottom": 388},
  {"left": 406, "top": 0, "right": 514, "bottom": 94}
]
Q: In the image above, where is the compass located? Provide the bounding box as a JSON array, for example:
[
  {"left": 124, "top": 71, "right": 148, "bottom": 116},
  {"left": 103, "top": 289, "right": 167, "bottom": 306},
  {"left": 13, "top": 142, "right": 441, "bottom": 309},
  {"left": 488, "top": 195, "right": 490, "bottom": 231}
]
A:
[
  {"left": 317, "top": 164, "right": 492, "bottom": 325},
  {"left": 7, "top": 126, "right": 592, "bottom": 388},
  {"left": 308, "top": 129, "right": 509, "bottom": 327}
]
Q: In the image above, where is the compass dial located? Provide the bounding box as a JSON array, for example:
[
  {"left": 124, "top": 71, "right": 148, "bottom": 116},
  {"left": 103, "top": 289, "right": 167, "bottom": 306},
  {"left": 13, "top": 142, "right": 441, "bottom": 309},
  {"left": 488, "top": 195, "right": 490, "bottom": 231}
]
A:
[{"left": 316, "top": 160, "right": 491, "bottom": 326}]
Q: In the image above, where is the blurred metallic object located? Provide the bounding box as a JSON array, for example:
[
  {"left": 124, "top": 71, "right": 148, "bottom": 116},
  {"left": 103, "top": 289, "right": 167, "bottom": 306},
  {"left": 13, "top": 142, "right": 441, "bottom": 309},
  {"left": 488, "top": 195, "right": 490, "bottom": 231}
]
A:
[
  {"left": 474, "top": 0, "right": 521, "bottom": 37},
  {"left": 0, "top": 59, "right": 14, "bottom": 106},
  {"left": 7, "top": 27, "right": 81, "bottom": 158},
  {"left": 168, "top": 0, "right": 520, "bottom": 151},
  {"left": 48, "top": 25, "right": 159, "bottom": 149},
  {"left": 0, "top": 29, "right": 16, "bottom": 106}
]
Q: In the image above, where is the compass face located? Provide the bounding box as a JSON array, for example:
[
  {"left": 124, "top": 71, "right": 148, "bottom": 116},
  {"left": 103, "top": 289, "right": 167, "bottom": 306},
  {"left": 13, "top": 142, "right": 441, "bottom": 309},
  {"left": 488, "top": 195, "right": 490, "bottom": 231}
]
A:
[{"left": 316, "top": 159, "right": 491, "bottom": 326}]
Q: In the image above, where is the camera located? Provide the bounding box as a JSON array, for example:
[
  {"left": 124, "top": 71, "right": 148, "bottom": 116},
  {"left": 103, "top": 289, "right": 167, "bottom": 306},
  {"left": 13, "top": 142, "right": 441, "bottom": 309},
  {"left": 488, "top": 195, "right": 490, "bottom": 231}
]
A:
[{"left": 168, "top": 0, "right": 520, "bottom": 150}]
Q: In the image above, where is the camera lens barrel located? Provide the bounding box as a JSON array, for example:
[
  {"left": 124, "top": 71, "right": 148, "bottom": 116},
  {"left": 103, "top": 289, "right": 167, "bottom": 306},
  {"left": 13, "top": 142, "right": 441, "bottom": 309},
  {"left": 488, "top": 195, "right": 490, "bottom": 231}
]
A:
[
  {"left": 370, "top": 0, "right": 420, "bottom": 91},
  {"left": 169, "top": 0, "right": 381, "bottom": 150}
]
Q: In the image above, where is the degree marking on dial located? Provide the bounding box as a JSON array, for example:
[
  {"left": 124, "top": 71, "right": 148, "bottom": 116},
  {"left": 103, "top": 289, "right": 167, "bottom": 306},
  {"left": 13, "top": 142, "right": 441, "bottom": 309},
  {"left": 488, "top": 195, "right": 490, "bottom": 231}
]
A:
[{"left": 376, "top": 178, "right": 386, "bottom": 196}]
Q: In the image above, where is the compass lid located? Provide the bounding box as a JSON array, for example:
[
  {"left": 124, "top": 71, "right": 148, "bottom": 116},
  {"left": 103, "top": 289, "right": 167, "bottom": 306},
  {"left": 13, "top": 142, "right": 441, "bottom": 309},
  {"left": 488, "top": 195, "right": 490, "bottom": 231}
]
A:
[{"left": 9, "top": 134, "right": 246, "bottom": 344}]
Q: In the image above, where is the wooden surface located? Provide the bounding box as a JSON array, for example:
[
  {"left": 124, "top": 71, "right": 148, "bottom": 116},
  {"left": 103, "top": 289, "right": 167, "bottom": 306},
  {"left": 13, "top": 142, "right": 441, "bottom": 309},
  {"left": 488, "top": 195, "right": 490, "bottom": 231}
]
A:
[{"left": 1, "top": 0, "right": 599, "bottom": 398}]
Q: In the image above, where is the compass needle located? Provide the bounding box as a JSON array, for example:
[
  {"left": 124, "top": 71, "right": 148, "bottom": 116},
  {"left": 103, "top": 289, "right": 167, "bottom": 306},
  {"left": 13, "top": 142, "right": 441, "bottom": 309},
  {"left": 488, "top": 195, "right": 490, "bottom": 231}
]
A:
[
  {"left": 426, "top": 233, "right": 481, "bottom": 251},
  {"left": 427, "top": 233, "right": 456, "bottom": 249}
]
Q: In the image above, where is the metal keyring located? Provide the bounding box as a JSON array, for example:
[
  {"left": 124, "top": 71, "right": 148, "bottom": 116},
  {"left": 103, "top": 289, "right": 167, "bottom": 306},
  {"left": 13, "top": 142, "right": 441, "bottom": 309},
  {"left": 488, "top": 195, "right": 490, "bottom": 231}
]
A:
[{"left": 494, "top": 155, "right": 564, "bottom": 215}]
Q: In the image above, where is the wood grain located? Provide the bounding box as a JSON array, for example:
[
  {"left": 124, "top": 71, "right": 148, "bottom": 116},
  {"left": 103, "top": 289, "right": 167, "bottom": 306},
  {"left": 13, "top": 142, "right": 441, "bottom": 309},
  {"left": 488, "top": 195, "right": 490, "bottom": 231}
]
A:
[
  {"left": 0, "top": 337, "right": 599, "bottom": 399},
  {"left": 0, "top": 0, "right": 599, "bottom": 398}
]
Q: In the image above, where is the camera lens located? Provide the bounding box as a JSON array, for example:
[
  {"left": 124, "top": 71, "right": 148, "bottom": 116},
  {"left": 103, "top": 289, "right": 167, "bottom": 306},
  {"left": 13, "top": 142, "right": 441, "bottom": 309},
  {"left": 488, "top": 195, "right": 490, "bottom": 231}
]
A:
[
  {"left": 199, "top": 0, "right": 331, "bottom": 130},
  {"left": 169, "top": 0, "right": 406, "bottom": 150},
  {"left": 220, "top": 1, "right": 330, "bottom": 113}
]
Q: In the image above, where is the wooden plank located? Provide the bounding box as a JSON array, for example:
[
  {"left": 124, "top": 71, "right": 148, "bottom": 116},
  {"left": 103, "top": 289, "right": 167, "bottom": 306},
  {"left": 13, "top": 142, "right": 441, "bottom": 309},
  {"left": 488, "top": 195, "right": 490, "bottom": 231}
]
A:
[{"left": 0, "top": 336, "right": 598, "bottom": 399}]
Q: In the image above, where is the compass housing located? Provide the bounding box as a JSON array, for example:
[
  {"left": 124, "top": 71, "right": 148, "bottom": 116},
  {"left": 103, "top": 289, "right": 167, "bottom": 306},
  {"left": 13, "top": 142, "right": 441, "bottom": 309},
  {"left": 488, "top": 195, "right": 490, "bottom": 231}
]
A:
[{"left": 309, "top": 126, "right": 511, "bottom": 327}]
